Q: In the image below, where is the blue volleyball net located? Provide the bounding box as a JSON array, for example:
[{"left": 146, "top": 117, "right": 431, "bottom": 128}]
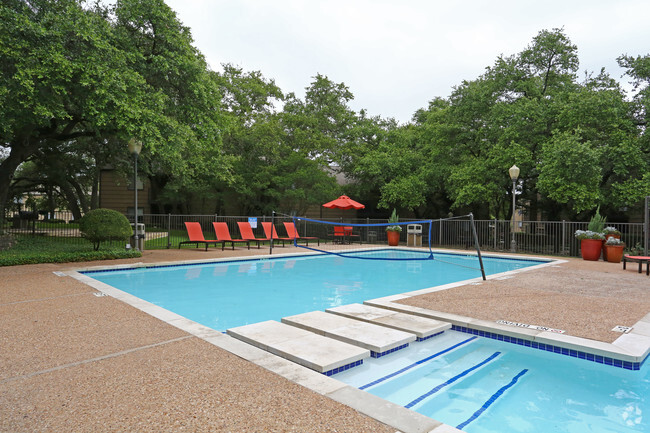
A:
[{"left": 277, "top": 215, "right": 435, "bottom": 261}]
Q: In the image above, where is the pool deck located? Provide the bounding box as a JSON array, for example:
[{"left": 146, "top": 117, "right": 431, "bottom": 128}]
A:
[{"left": 1, "top": 246, "right": 649, "bottom": 432}]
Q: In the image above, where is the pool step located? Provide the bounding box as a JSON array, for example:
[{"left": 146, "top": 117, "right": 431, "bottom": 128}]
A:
[
  {"left": 326, "top": 303, "right": 451, "bottom": 340},
  {"left": 227, "top": 320, "right": 370, "bottom": 375},
  {"left": 282, "top": 310, "right": 416, "bottom": 357}
]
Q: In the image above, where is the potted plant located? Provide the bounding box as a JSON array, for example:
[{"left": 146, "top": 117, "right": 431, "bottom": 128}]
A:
[
  {"left": 603, "top": 237, "right": 625, "bottom": 263},
  {"left": 602, "top": 226, "right": 621, "bottom": 260},
  {"left": 575, "top": 230, "right": 605, "bottom": 261},
  {"left": 386, "top": 208, "right": 402, "bottom": 246}
]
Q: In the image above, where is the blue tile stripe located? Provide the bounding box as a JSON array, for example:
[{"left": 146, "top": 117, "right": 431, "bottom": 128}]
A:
[
  {"left": 416, "top": 331, "right": 445, "bottom": 341},
  {"left": 456, "top": 368, "right": 529, "bottom": 430},
  {"left": 405, "top": 351, "right": 501, "bottom": 409},
  {"left": 359, "top": 336, "right": 477, "bottom": 390},
  {"left": 371, "top": 343, "right": 410, "bottom": 358},
  {"left": 451, "top": 325, "right": 642, "bottom": 371},
  {"left": 323, "top": 359, "right": 363, "bottom": 376}
]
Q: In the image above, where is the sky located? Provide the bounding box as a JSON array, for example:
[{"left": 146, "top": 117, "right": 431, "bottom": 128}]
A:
[{"left": 162, "top": 0, "right": 650, "bottom": 123}]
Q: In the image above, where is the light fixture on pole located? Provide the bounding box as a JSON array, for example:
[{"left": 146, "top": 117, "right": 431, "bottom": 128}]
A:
[
  {"left": 509, "top": 164, "right": 520, "bottom": 253},
  {"left": 128, "top": 138, "right": 142, "bottom": 251}
]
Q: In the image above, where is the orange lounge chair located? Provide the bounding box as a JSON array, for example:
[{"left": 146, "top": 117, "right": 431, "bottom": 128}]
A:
[
  {"left": 343, "top": 226, "right": 362, "bottom": 244},
  {"left": 178, "top": 222, "right": 220, "bottom": 251},
  {"left": 212, "top": 222, "right": 251, "bottom": 251},
  {"left": 236, "top": 222, "right": 262, "bottom": 249},
  {"left": 623, "top": 255, "right": 650, "bottom": 275},
  {"left": 283, "top": 222, "right": 319, "bottom": 246},
  {"left": 261, "top": 222, "right": 292, "bottom": 247}
]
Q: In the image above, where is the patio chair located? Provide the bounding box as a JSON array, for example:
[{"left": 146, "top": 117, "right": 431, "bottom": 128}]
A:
[
  {"left": 178, "top": 222, "right": 220, "bottom": 251},
  {"left": 328, "top": 226, "right": 347, "bottom": 244},
  {"left": 212, "top": 222, "right": 251, "bottom": 251},
  {"left": 343, "top": 226, "right": 362, "bottom": 244},
  {"left": 623, "top": 255, "right": 650, "bottom": 276},
  {"left": 283, "top": 221, "right": 320, "bottom": 246},
  {"left": 261, "top": 222, "right": 292, "bottom": 247},
  {"left": 236, "top": 221, "right": 262, "bottom": 249}
]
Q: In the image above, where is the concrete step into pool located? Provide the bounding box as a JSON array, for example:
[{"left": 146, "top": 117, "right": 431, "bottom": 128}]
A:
[
  {"left": 227, "top": 320, "right": 370, "bottom": 375},
  {"left": 282, "top": 310, "right": 416, "bottom": 357},
  {"left": 327, "top": 303, "right": 452, "bottom": 340}
]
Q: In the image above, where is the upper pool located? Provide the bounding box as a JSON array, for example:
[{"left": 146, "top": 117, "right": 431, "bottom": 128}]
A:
[{"left": 83, "top": 249, "right": 547, "bottom": 331}]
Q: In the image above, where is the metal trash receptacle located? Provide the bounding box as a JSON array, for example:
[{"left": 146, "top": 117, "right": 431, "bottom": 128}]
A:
[
  {"left": 407, "top": 224, "right": 422, "bottom": 247},
  {"left": 367, "top": 230, "right": 377, "bottom": 244},
  {"left": 130, "top": 223, "right": 145, "bottom": 250}
]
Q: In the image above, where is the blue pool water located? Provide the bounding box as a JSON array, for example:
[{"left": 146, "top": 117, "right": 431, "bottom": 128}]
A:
[
  {"left": 84, "top": 249, "right": 544, "bottom": 331},
  {"left": 335, "top": 330, "right": 649, "bottom": 433}
]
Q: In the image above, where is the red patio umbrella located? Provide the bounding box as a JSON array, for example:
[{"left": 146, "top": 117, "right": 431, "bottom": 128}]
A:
[{"left": 322, "top": 195, "right": 365, "bottom": 210}]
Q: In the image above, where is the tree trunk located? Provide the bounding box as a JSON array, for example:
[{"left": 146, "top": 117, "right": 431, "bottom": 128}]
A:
[{"left": 0, "top": 139, "right": 40, "bottom": 232}]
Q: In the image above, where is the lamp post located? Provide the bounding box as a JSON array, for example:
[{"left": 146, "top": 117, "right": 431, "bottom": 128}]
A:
[
  {"left": 509, "top": 164, "right": 520, "bottom": 253},
  {"left": 128, "top": 139, "right": 142, "bottom": 250}
]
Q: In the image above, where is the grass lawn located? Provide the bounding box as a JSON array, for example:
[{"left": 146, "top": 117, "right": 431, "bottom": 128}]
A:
[{"left": 0, "top": 235, "right": 141, "bottom": 266}]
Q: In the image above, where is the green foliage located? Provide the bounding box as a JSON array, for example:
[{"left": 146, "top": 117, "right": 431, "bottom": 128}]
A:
[
  {"left": 79, "top": 209, "right": 132, "bottom": 251},
  {"left": 386, "top": 208, "right": 402, "bottom": 232},
  {"left": 0, "top": 236, "right": 141, "bottom": 267}
]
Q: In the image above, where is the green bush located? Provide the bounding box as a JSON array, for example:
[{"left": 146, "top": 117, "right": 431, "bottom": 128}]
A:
[
  {"left": 0, "top": 249, "right": 141, "bottom": 266},
  {"left": 79, "top": 209, "right": 132, "bottom": 251}
]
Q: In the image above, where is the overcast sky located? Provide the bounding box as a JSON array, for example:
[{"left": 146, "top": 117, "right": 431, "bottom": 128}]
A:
[{"left": 162, "top": 0, "right": 650, "bottom": 123}]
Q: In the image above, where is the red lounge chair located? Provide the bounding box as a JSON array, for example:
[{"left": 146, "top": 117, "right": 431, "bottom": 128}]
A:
[
  {"left": 261, "top": 222, "right": 292, "bottom": 247},
  {"left": 623, "top": 255, "right": 650, "bottom": 276},
  {"left": 283, "top": 222, "right": 320, "bottom": 246},
  {"left": 236, "top": 222, "right": 262, "bottom": 249},
  {"left": 213, "top": 222, "right": 251, "bottom": 251},
  {"left": 178, "top": 222, "right": 220, "bottom": 251}
]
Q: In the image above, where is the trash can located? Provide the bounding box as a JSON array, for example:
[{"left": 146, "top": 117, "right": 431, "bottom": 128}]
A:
[
  {"left": 130, "top": 223, "right": 145, "bottom": 250},
  {"left": 367, "top": 230, "right": 377, "bottom": 244},
  {"left": 407, "top": 224, "right": 422, "bottom": 247}
]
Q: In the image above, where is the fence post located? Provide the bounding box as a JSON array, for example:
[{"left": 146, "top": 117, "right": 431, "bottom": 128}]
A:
[
  {"left": 561, "top": 220, "right": 565, "bottom": 256},
  {"left": 439, "top": 218, "right": 442, "bottom": 247},
  {"left": 642, "top": 196, "right": 648, "bottom": 255},
  {"left": 493, "top": 217, "right": 497, "bottom": 250},
  {"left": 167, "top": 213, "right": 171, "bottom": 248}
]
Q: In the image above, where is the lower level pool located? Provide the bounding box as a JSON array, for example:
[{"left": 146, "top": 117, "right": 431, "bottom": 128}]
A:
[
  {"left": 335, "top": 330, "right": 649, "bottom": 433},
  {"left": 83, "top": 249, "right": 544, "bottom": 331}
]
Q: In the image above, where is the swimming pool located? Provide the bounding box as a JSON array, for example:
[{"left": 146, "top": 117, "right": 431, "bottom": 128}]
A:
[
  {"left": 83, "top": 249, "right": 546, "bottom": 331},
  {"left": 335, "top": 329, "right": 649, "bottom": 433}
]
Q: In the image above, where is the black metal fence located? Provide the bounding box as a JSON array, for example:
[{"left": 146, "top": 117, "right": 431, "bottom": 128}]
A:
[{"left": 3, "top": 211, "right": 648, "bottom": 258}]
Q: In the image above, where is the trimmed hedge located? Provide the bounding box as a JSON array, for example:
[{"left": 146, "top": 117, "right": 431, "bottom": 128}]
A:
[{"left": 79, "top": 209, "right": 132, "bottom": 251}]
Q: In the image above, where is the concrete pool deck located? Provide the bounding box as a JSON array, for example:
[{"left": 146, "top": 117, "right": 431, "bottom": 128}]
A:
[{"left": 1, "top": 247, "right": 649, "bottom": 432}]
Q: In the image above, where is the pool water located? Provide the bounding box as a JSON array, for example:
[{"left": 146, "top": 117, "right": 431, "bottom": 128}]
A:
[
  {"left": 84, "top": 249, "right": 543, "bottom": 331},
  {"left": 335, "top": 330, "right": 649, "bottom": 433}
]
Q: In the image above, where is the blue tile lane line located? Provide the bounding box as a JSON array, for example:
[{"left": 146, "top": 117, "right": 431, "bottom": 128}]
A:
[
  {"left": 451, "top": 325, "right": 642, "bottom": 371},
  {"left": 371, "top": 343, "right": 410, "bottom": 358},
  {"left": 358, "top": 336, "right": 478, "bottom": 390},
  {"left": 404, "top": 351, "right": 501, "bottom": 409},
  {"left": 456, "top": 368, "right": 529, "bottom": 431},
  {"left": 323, "top": 359, "right": 364, "bottom": 376}
]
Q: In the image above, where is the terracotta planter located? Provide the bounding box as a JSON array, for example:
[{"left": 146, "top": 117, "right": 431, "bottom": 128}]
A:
[
  {"left": 580, "top": 239, "right": 603, "bottom": 261},
  {"left": 603, "top": 234, "right": 621, "bottom": 261},
  {"left": 387, "top": 230, "right": 400, "bottom": 246},
  {"left": 604, "top": 244, "right": 625, "bottom": 263}
]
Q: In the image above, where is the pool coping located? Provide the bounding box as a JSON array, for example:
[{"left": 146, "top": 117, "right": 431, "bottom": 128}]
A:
[{"left": 66, "top": 248, "right": 649, "bottom": 433}]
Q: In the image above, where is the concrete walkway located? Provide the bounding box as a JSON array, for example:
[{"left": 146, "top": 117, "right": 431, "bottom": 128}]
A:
[{"left": 1, "top": 247, "right": 649, "bottom": 432}]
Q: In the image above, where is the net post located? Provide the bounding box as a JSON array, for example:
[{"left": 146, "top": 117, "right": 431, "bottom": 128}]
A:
[
  {"left": 469, "top": 213, "right": 486, "bottom": 280},
  {"left": 270, "top": 211, "right": 275, "bottom": 255}
]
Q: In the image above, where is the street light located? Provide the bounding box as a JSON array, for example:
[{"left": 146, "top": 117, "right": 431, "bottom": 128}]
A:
[
  {"left": 509, "top": 164, "right": 520, "bottom": 253},
  {"left": 128, "top": 138, "right": 142, "bottom": 250}
]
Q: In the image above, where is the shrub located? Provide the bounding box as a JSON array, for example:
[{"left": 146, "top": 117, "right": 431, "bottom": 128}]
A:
[
  {"left": 587, "top": 206, "right": 606, "bottom": 233},
  {"left": 386, "top": 208, "right": 402, "bottom": 232},
  {"left": 79, "top": 209, "right": 132, "bottom": 251}
]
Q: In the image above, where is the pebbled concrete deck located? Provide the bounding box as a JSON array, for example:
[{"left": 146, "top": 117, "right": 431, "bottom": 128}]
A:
[{"left": 2, "top": 247, "right": 649, "bottom": 432}]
